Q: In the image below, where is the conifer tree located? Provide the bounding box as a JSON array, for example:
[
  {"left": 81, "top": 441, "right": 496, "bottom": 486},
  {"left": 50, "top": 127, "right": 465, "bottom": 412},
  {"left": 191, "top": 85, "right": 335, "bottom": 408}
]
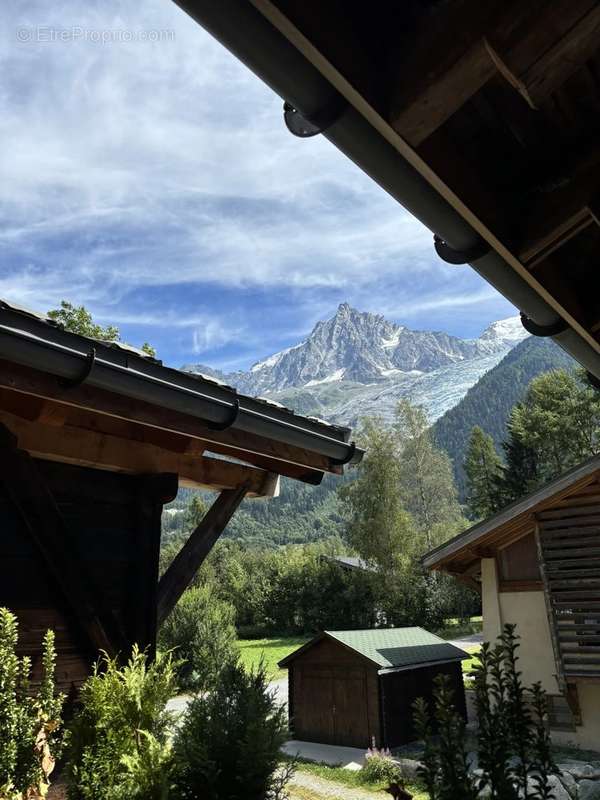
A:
[{"left": 464, "top": 426, "right": 504, "bottom": 519}]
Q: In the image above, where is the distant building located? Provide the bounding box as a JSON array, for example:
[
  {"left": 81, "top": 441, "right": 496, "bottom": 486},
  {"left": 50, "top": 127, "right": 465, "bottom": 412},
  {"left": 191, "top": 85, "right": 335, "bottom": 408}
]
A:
[{"left": 423, "top": 455, "right": 600, "bottom": 749}]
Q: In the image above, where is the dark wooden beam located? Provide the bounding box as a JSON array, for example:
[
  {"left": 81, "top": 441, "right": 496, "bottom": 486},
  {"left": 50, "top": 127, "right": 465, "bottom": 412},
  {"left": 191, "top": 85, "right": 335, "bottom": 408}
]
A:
[
  {"left": 0, "top": 423, "right": 129, "bottom": 657},
  {"left": 0, "top": 360, "right": 330, "bottom": 482},
  {"left": 156, "top": 486, "right": 248, "bottom": 625},
  {"left": 389, "top": 0, "right": 599, "bottom": 146}
]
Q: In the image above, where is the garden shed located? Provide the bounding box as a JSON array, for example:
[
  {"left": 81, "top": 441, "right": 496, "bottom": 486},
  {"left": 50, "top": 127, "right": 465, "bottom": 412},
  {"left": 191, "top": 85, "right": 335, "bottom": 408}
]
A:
[{"left": 279, "top": 627, "right": 468, "bottom": 749}]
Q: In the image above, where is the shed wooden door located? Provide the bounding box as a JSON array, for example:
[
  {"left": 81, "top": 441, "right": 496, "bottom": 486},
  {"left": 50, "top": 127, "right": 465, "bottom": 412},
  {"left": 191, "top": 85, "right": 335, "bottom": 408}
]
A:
[{"left": 294, "top": 666, "right": 370, "bottom": 747}]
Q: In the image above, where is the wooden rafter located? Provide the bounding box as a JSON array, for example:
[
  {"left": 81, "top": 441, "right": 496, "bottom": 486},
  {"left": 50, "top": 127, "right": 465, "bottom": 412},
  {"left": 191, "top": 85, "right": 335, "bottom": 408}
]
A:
[
  {"left": 157, "top": 486, "right": 248, "bottom": 625},
  {"left": 0, "top": 407, "right": 279, "bottom": 497},
  {"left": 389, "top": 0, "right": 600, "bottom": 146},
  {"left": 0, "top": 423, "right": 130, "bottom": 657},
  {"left": 0, "top": 360, "right": 331, "bottom": 482}
]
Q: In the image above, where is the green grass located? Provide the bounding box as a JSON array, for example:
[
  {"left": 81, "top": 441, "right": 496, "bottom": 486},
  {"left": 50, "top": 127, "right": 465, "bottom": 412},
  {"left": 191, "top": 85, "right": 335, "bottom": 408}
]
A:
[
  {"left": 435, "top": 616, "right": 482, "bottom": 641},
  {"left": 290, "top": 759, "right": 429, "bottom": 799},
  {"left": 237, "top": 636, "right": 309, "bottom": 680}
]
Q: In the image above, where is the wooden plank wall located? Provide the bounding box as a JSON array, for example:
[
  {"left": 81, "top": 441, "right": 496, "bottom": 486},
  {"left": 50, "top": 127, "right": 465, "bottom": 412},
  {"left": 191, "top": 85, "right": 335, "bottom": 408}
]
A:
[
  {"left": 0, "top": 460, "right": 167, "bottom": 696},
  {"left": 537, "top": 483, "right": 600, "bottom": 682}
]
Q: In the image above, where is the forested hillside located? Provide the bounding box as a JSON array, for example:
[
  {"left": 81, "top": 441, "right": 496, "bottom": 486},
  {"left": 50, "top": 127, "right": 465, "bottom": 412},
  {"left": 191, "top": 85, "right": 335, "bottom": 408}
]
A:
[{"left": 432, "top": 337, "right": 574, "bottom": 496}]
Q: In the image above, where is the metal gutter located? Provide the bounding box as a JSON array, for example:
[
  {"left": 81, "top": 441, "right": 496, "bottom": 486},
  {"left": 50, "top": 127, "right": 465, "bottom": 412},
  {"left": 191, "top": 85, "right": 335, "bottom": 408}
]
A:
[
  {"left": 174, "top": 0, "right": 600, "bottom": 381},
  {"left": 0, "top": 304, "right": 362, "bottom": 467}
]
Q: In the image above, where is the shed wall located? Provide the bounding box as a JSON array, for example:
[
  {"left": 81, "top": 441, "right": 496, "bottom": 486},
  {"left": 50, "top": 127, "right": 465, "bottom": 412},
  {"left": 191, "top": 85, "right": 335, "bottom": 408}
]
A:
[
  {"left": 289, "top": 638, "right": 380, "bottom": 748},
  {"left": 380, "top": 661, "right": 466, "bottom": 748},
  {"left": 0, "top": 459, "right": 165, "bottom": 695}
]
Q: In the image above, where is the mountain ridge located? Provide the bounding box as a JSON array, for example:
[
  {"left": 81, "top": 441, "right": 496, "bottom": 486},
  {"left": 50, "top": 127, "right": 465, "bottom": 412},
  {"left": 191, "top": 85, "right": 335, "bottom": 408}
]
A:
[{"left": 182, "top": 303, "right": 529, "bottom": 424}]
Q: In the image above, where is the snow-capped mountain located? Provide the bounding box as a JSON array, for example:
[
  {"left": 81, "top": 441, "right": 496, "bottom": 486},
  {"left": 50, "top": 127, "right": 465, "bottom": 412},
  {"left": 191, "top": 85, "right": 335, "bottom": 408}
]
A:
[{"left": 182, "top": 304, "right": 529, "bottom": 424}]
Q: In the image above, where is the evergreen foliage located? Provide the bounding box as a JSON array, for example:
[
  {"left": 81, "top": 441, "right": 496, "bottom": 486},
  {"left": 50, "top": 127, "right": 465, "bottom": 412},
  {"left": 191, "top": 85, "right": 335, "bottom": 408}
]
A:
[
  {"left": 66, "top": 647, "right": 177, "bottom": 800},
  {"left": 0, "top": 609, "right": 64, "bottom": 800},
  {"left": 464, "top": 426, "right": 504, "bottom": 519},
  {"left": 433, "top": 337, "right": 574, "bottom": 496},
  {"left": 171, "top": 660, "right": 289, "bottom": 800}
]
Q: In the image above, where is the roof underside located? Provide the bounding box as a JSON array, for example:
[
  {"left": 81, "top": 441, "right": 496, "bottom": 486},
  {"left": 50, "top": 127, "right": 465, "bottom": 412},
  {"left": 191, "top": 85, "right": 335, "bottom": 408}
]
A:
[{"left": 177, "top": 0, "right": 600, "bottom": 379}]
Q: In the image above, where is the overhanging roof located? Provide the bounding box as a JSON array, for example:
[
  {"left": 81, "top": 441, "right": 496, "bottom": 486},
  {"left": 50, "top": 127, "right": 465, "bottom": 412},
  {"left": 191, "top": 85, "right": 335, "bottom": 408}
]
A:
[
  {"left": 423, "top": 454, "right": 600, "bottom": 571},
  {"left": 279, "top": 626, "right": 469, "bottom": 671},
  {"left": 176, "top": 0, "right": 600, "bottom": 382},
  {"left": 0, "top": 300, "right": 362, "bottom": 488}
]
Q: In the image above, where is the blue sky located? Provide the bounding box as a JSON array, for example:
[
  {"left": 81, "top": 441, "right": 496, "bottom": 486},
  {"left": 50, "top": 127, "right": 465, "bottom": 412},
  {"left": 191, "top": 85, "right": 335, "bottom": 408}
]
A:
[{"left": 0, "top": 1, "right": 517, "bottom": 371}]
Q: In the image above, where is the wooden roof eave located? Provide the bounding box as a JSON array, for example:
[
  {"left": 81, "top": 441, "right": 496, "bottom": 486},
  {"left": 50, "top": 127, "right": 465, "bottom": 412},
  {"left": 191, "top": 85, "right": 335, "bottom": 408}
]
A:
[
  {"left": 0, "top": 360, "right": 334, "bottom": 485},
  {"left": 423, "top": 456, "right": 600, "bottom": 572}
]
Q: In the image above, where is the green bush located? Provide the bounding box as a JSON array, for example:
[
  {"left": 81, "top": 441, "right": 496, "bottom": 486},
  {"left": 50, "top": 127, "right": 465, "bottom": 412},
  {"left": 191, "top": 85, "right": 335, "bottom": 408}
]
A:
[
  {"left": 66, "top": 646, "right": 177, "bottom": 800},
  {"left": 0, "top": 607, "right": 65, "bottom": 799},
  {"left": 172, "top": 659, "right": 288, "bottom": 800},
  {"left": 158, "top": 583, "right": 237, "bottom": 693},
  {"left": 360, "top": 745, "right": 401, "bottom": 784},
  {"left": 413, "top": 623, "right": 557, "bottom": 800}
]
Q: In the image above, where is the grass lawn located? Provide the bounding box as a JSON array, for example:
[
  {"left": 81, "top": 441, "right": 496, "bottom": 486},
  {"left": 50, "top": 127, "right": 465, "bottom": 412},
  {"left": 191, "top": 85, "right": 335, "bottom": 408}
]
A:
[
  {"left": 290, "top": 760, "right": 429, "bottom": 799},
  {"left": 237, "top": 636, "right": 309, "bottom": 680}
]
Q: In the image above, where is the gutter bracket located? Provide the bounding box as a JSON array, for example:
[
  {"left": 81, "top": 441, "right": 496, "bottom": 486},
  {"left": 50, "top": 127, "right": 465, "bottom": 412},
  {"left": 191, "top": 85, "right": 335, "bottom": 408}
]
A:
[
  {"left": 59, "top": 347, "right": 96, "bottom": 389},
  {"left": 205, "top": 397, "right": 240, "bottom": 431},
  {"left": 520, "top": 313, "right": 569, "bottom": 338},
  {"left": 433, "top": 234, "right": 491, "bottom": 265},
  {"left": 283, "top": 96, "right": 348, "bottom": 138},
  {"left": 330, "top": 440, "right": 356, "bottom": 467}
]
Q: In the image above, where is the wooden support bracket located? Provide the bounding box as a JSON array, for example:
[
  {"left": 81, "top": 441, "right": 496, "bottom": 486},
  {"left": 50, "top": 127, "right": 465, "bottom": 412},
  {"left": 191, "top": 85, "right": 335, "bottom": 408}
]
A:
[{"left": 156, "top": 485, "right": 248, "bottom": 625}]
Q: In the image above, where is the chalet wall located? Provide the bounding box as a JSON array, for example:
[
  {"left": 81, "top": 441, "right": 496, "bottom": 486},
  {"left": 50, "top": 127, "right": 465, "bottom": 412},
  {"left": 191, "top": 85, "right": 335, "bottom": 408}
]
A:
[
  {"left": 481, "top": 558, "right": 502, "bottom": 643},
  {"left": 499, "top": 591, "right": 558, "bottom": 694},
  {"left": 576, "top": 684, "right": 600, "bottom": 750}
]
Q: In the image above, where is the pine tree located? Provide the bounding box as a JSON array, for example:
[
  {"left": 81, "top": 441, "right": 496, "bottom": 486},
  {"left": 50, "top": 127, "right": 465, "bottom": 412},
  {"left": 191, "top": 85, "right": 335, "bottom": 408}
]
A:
[{"left": 464, "top": 426, "right": 504, "bottom": 519}]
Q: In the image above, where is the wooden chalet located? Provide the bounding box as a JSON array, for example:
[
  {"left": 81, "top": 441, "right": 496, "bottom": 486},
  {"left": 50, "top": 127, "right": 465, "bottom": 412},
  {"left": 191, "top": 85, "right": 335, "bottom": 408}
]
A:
[
  {"left": 423, "top": 456, "right": 600, "bottom": 750},
  {"left": 0, "top": 300, "right": 361, "bottom": 694},
  {"left": 279, "top": 627, "right": 468, "bottom": 748},
  {"left": 176, "top": 0, "right": 600, "bottom": 381}
]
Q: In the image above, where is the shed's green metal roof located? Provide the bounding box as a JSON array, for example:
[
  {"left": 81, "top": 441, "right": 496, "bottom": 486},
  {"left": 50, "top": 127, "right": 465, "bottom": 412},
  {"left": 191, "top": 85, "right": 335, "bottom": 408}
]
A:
[{"left": 325, "top": 627, "right": 468, "bottom": 669}]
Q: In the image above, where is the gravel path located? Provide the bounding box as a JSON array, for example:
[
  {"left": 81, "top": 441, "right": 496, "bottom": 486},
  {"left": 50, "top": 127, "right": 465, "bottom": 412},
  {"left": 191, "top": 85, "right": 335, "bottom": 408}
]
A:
[{"left": 289, "top": 771, "right": 385, "bottom": 800}]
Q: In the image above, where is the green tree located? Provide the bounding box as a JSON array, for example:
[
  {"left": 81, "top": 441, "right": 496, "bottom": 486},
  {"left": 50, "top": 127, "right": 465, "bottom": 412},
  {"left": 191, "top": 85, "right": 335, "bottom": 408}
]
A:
[
  {"left": 464, "top": 426, "right": 505, "bottom": 519},
  {"left": 395, "top": 400, "right": 464, "bottom": 549},
  {"left": 493, "top": 369, "right": 600, "bottom": 506},
  {"left": 184, "top": 495, "right": 208, "bottom": 530},
  {"left": 158, "top": 583, "right": 237, "bottom": 692},
  {"left": 172, "top": 660, "right": 289, "bottom": 800},
  {"left": 340, "top": 416, "right": 417, "bottom": 573},
  {"left": 48, "top": 300, "right": 156, "bottom": 357}
]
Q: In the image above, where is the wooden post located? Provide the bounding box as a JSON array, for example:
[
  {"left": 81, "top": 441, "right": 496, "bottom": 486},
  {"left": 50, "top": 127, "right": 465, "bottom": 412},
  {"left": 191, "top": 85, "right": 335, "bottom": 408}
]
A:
[
  {"left": 129, "top": 474, "right": 178, "bottom": 657},
  {"left": 156, "top": 485, "right": 248, "bottom": 625}
]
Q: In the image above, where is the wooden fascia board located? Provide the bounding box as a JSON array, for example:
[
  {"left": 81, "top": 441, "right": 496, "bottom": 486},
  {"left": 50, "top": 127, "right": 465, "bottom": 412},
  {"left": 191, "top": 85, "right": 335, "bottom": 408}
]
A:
[
  {"left": 0, "top": 360, "right": 329, "bottom": 481},
  {"left": 0, "top": 407, "right": 279, "bottom": 497},
  {"left": 249, "top": 0, "right": 600, "bottom": 358}
]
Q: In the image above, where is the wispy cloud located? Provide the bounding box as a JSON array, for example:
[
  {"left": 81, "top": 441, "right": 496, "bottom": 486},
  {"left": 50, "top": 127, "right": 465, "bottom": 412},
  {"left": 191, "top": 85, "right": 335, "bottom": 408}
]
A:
[{"left": 0, "top": 0, "right": 515, "bottom": 369}]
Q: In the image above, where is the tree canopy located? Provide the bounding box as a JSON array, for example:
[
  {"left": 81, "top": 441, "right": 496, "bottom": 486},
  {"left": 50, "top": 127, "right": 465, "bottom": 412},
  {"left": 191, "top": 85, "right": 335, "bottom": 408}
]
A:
[{"left": 48, "top": 300, "right": 156, "bottom": 357}]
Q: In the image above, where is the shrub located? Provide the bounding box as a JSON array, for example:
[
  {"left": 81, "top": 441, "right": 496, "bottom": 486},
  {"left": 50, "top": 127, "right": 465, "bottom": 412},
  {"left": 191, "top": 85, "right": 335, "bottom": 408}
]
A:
[
  {"left": 171, "top": 659, "right": 288, "bottom": 800},
  {"left": 66, "top": 646, "right": 177, "bottom": 800},
  {"left": 0, "top": 608, "right": 65, "bottom": 799},
  {"left": 360, "top": 743, "right": 402, "bottom": 784},
  {"left": 158, "top": 583, "right": 237, "bottom": 692},
  {"left": 413, "top": 623, "right": 557, "bottom": 800}
]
